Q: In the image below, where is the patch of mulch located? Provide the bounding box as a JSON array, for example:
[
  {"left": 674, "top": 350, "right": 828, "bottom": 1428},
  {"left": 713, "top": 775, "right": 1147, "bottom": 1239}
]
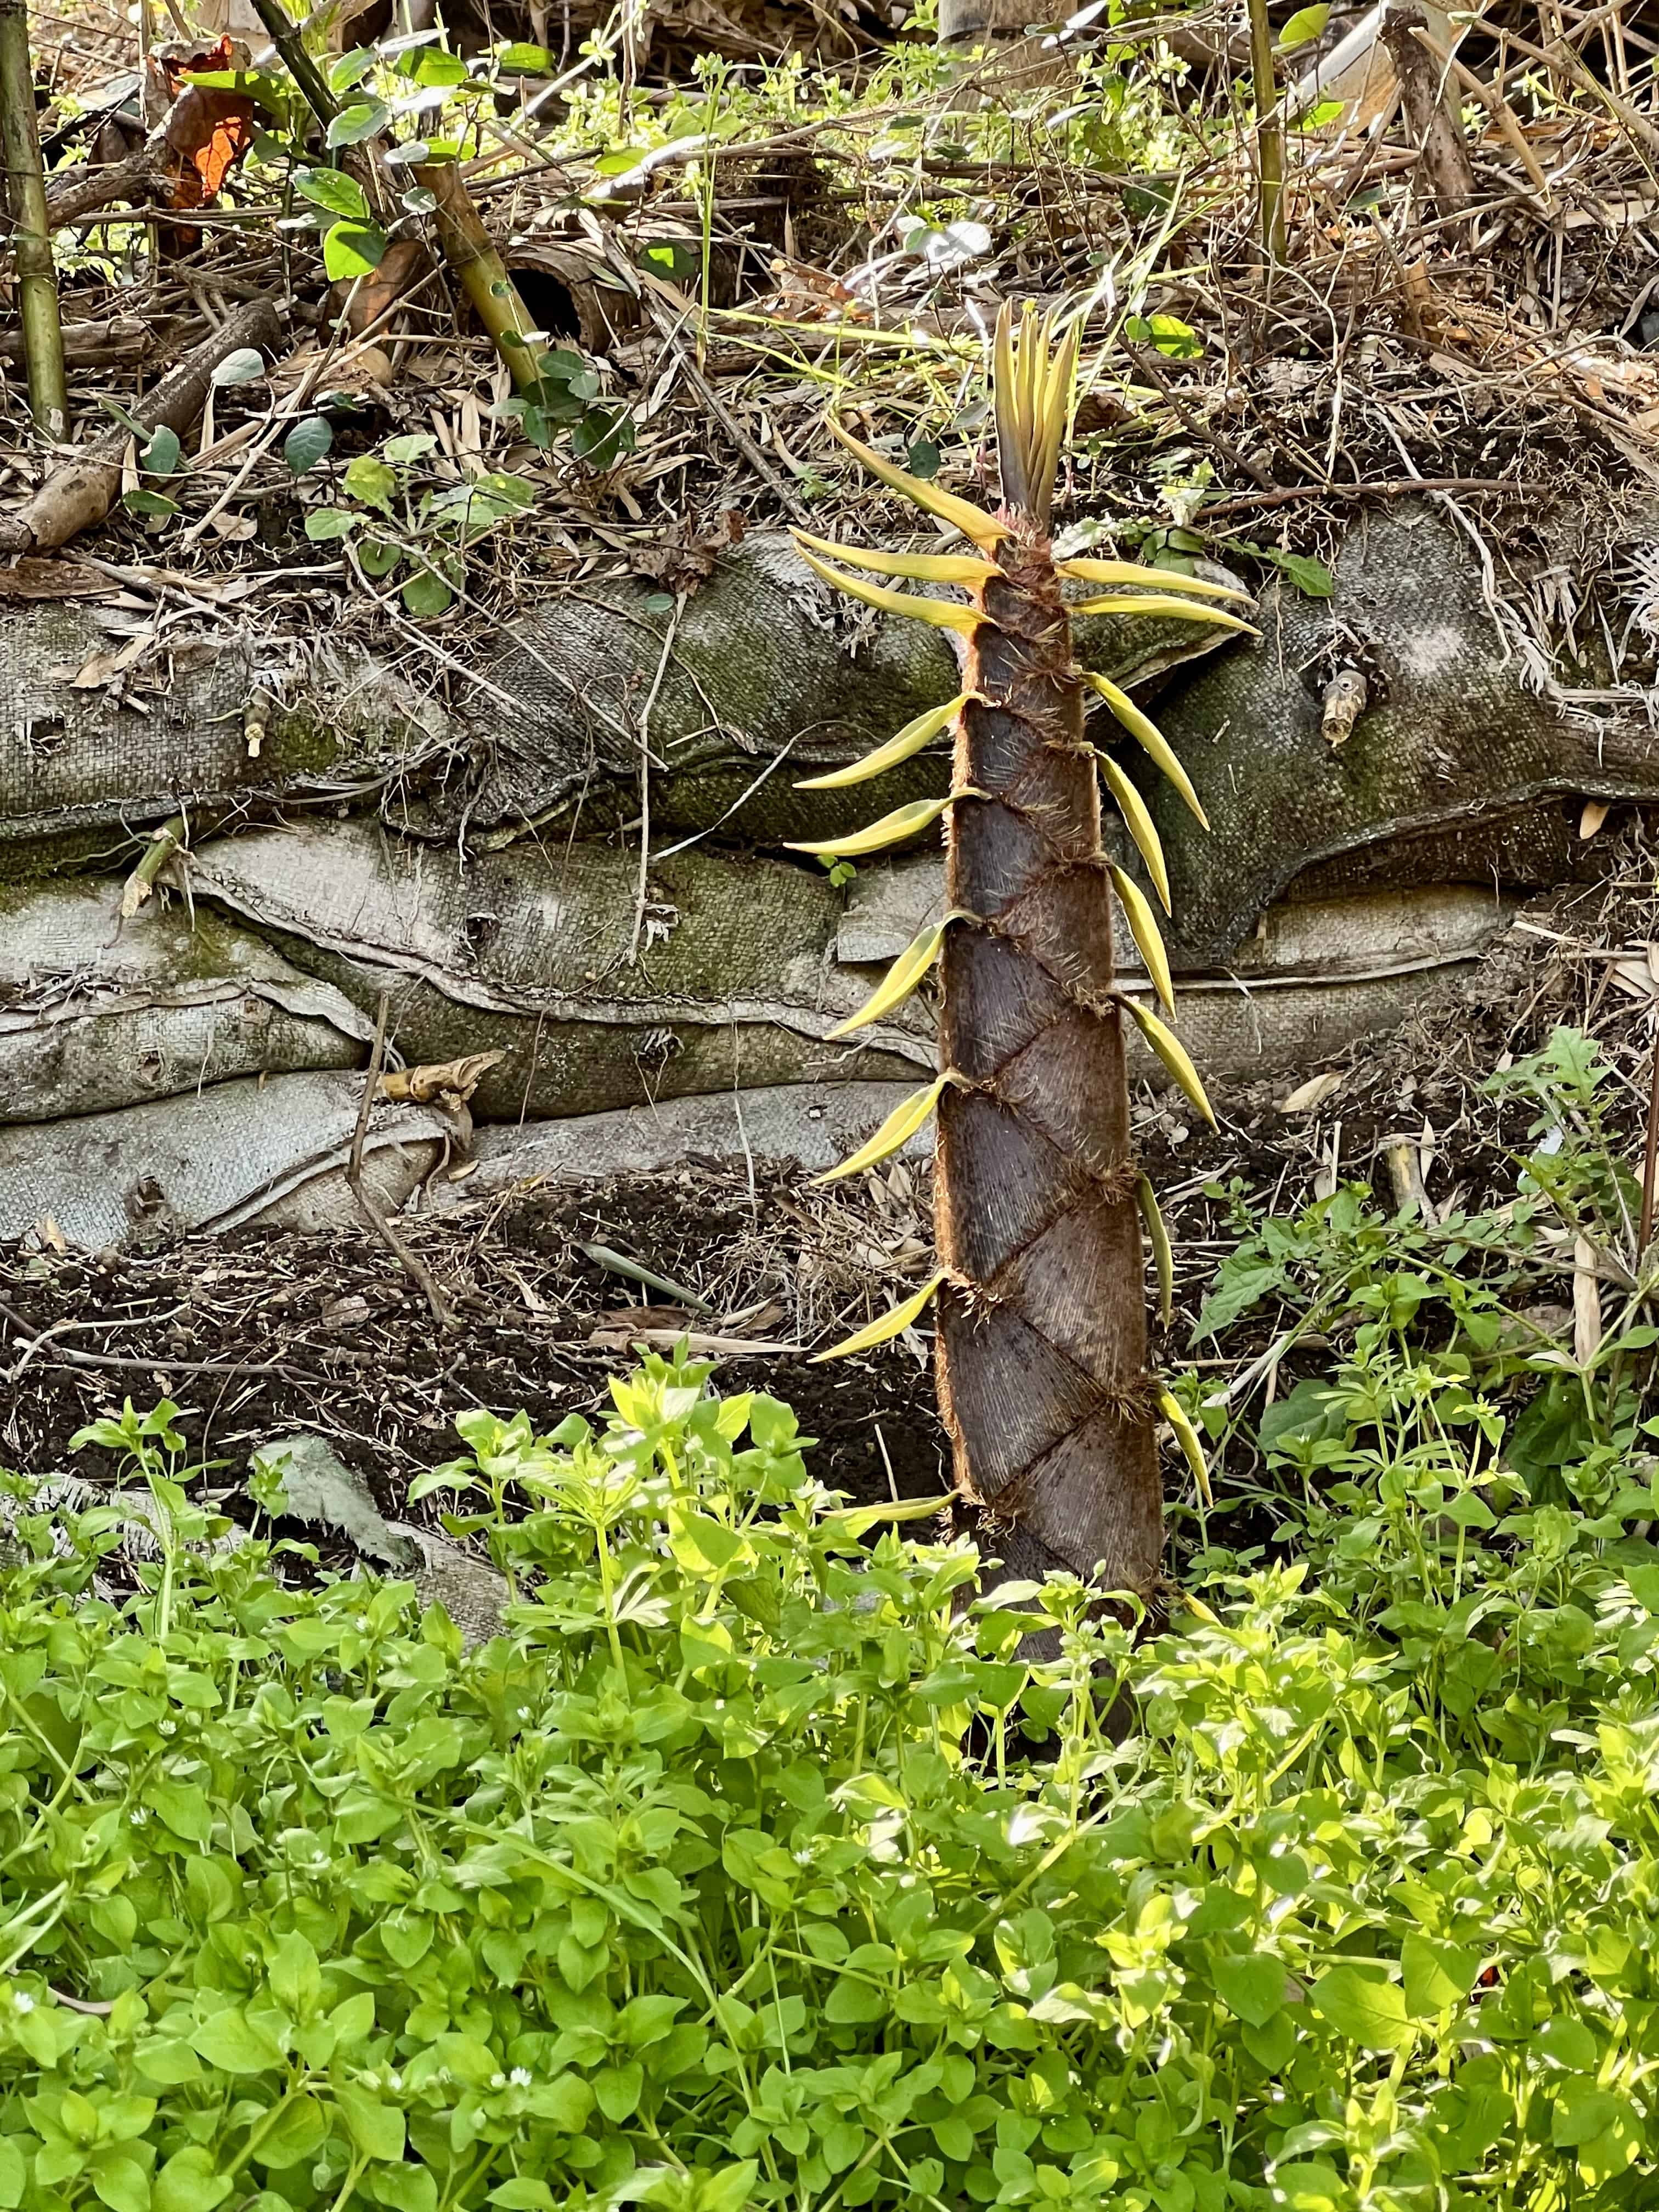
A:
[{"left": 0, "top": 1163, "right": 947, "bottom": 1518}]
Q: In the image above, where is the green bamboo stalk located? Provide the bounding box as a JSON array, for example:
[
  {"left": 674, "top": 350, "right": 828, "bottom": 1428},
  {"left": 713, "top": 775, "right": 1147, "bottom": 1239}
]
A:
[
  {"left": 411, "top": 158, "right": 556, "bottom": 392},
  {"left": 0, "top": 0, "right": 66, "bottom": 438},
  {"left": 244, "top": 0, "right": 339, "bottom": 133},
  {"left": 239, "top": 0, "right": 543, "bottom": 398},
  {"left": 1246, "top": 0, "right": 1286, "bottom": 269}
]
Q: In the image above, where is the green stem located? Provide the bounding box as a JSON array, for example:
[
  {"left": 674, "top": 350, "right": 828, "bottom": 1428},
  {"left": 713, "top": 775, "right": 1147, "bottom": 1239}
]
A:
[
  {"left": 149, "top": 1477, "right": 177, "bottom": 1646},
  {"left": 593, "top": 1520, "right": 629, "bottom": 1685},
  {"left": 223, "top": 2079, "right": 311, "bottom": 2180},
  {"left": 1245, "top": 0, "right": 1286, "bottom": 269},
  {"left": 327, "top": 2153, "right": 368, "bottom": 2210},
  {"left": 0, "top": 1879, "right": 69, "bottom": 1974},
  {"left": 0, "top": 0, "right": 66, "bottom": 436},
  {"left": 410, "top": 158, "right": 558, "bottom": 394},
  {"left": 244, "top": 0, "right": 337, "bottom": 128}
]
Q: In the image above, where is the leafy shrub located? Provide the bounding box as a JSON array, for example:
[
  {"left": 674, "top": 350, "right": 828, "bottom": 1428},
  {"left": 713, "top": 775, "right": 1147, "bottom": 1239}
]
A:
[{"left": 4, "top": 1113, "right": 1659, "bottom": 2211}]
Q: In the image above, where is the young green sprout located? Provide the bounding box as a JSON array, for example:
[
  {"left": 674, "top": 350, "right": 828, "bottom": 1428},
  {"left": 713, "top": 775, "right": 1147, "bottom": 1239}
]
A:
[{"left": 794, "top": 304, "right": 1252, "bottom": 1596}]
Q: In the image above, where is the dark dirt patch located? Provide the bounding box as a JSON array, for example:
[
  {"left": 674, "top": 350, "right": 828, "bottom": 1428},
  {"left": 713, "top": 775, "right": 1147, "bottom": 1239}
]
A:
[{"left": 0, "top": 1161, "right": 947, "bottom": 1515}]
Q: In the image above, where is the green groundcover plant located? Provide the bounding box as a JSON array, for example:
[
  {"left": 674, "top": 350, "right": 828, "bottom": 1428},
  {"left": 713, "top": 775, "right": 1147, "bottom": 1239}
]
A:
[{"left": 3, "top": 1036, "right": 1659, "bottom": 2212}]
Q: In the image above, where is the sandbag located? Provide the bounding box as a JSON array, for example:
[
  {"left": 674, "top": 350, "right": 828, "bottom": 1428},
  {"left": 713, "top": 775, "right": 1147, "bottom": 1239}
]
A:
[
  {"left": 428, "top": 533, "right": 1242, "bottom": 848},
  {"left": 0, "top": 1070, "right": 447, "bottom": 1248},
  {"left": 182, "top": 820, "right": 934, "bottom": 1122},
  {"left": 0, "top": 542, "right": 1240, "bottom": 870},
  {"left": 0, "top": 603, "right": 449, "bottom": 877},
  {"left": 0, "top": 877, "right": 372, "bottom": 1121},
  {"left": 838, "top": 858, "right": 1510, "bottom": 1089},
  {"left": 434, "top": 1079, "right": 932, "bottom": 1201},
  {"left": 1137, "top": 501, "right": 1659, "bottom": 965}
]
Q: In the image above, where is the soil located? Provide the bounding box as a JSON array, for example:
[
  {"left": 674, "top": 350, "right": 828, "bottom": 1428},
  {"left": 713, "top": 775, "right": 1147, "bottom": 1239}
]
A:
[{"left": 0, "top": 1161, "right": 950, "bottom": 1521}]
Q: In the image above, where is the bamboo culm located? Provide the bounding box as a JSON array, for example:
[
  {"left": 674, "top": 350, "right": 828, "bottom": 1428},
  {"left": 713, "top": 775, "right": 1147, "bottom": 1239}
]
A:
[{"left": 0, "top": 0, "right": 67, "bottom": 438}]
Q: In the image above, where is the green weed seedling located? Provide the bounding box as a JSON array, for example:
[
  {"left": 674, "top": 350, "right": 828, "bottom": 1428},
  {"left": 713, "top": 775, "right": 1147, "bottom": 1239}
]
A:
[{"left": 299, "top": 431, "right": 538, "bottom": 615}]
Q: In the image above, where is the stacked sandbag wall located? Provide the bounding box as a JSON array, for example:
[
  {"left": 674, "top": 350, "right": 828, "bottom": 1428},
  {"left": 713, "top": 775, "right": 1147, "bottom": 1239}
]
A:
[{"left": 3, "top": 510, "right": 1646, "bottom": 1246}]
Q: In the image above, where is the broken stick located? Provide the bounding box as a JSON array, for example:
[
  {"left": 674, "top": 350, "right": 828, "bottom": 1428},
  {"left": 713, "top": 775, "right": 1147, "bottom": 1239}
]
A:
[
  {"left": 347, "top": 995, "right": 458, "bottom": 1333},
  {"left": 0, "top": 296, "right": 280, "bottom": 554}
]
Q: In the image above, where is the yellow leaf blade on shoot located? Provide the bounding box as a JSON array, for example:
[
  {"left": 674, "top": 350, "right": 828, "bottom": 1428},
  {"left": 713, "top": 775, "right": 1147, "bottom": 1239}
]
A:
[
  {"left": 1082, "top": 672, "right": 1209, "bottom": 829},
  {"left": 1159, "top": 1386, "right": 1214, "bottom": 1508},
  {"left": 1032, "top": 318, "right": 1078, "bottom": 518},
  {"left": 830, "top": 911, "right": 974, "bottom": 1037},
  {"left": 819, "top": 1490, "right": 955, "bottom": 1534},
  {"left": 786, "top": 792, "right": 971, "bottom": 860},
  {"left": 1096, "top": 751, "right": 1170, "bottom": 911},
  {"left": 1110, "top": 866, "right": 1175, "bottom": 1014},
  {"left": 1058, "top": 557, "right": 1252, "bottom": 603},
  {"left": 792, "top": 528, "right": 998, "bottom": 588},
  {"left": 1137, "top": 1173, "right": 1173, "bottom": 1329},
  {"left": 1117, "top": 994, "right": 1217, "bottom": 1129},
  {"left": 1072, "top": 593, "right": 1257, "bottom": 634},
  {"left": 814, "top": 1075, "right": 951, "bottom": 1184},
  {"left": 992, "top": 303, "right": 1019, "bottom": 497},
  {"left": 794, "top": 694, "right": 967, "bottom": 791},
  {"left": 810, "top": 1269, "right": 947, "bottom": 1362},
  {"left": 795, "top": 545, "right": 981, "bottom": 636},
  {"left": 826, "top": 421, "right": 1005, "bottom": 552}
]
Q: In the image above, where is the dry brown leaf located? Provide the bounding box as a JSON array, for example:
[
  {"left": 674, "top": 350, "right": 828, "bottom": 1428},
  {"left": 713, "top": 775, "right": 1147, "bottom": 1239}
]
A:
[
  {"left": 1278, "top": 1070, "right": 1345, "bottom": 1115},
  {"left": 1579, "top": 798, "right": 1612, "bottom": 839},
  {"left": 160, "top": 38, "right": 257, "bottom": 213},
  {"left": 47, "top": 647, "right": 122, "bottom": 689},
  {"left": 329, "top": 239, "right": 434, "bottom": 341}
]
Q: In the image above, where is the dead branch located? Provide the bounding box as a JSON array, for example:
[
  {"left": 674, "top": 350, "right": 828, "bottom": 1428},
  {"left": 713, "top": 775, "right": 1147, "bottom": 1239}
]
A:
[
  {"left": 1379, "top": 1, "right": 1476, "bottom": 223},
  {"left": 0, "top": 313, "right": 186, "bottom": 370},
  {"left": 347, "top": 995, "right": 459, "bottom": 1334},
  {"left": 43, "top": 146, "right": 158, "bottom": 229},
  {"left": 0, "top": 296, "right": 279, "bottom": 555}
]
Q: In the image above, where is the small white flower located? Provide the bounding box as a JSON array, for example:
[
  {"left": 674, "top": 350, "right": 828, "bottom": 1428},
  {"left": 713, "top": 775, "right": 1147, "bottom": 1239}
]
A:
[
  {"left": 157, "top": 1719, "right": 176, "bottom": 1736},
  {"left": 491, "top": 2072, "right": 507, "bottom": 2089},
  {"left": 516, "top": 1707, "right": 531, "bottom": 1720},
  {"left": 793, "top": 1849, "right": 812, "bottom": 1866},
  {"left": 129, "top": 1809, "right": 148, "bottom": 1825},
  {"left": 509, "top": 2067, "right": 532, "bottom": 2087},
  {"left": 387, "top": 2073, "right": 402, "bottom": 2092},
  {"left": 13, "top": 1994, "right": 34, "bottom": 2015},
  {"left": 355, "top": 1616, "right": 370, "bottom": 1632}
]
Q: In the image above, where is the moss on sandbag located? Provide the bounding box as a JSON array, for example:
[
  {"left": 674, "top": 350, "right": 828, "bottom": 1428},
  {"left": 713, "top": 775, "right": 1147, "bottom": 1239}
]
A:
[
  {"left": 0, "top": 605, "right": 448, "bottom": 877},
  {"left": 184, "top": 821, "right": 931, "bottom": 1122},
  {"left": 434, "top": 533, "right": 1237, "bottom": 849}
]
